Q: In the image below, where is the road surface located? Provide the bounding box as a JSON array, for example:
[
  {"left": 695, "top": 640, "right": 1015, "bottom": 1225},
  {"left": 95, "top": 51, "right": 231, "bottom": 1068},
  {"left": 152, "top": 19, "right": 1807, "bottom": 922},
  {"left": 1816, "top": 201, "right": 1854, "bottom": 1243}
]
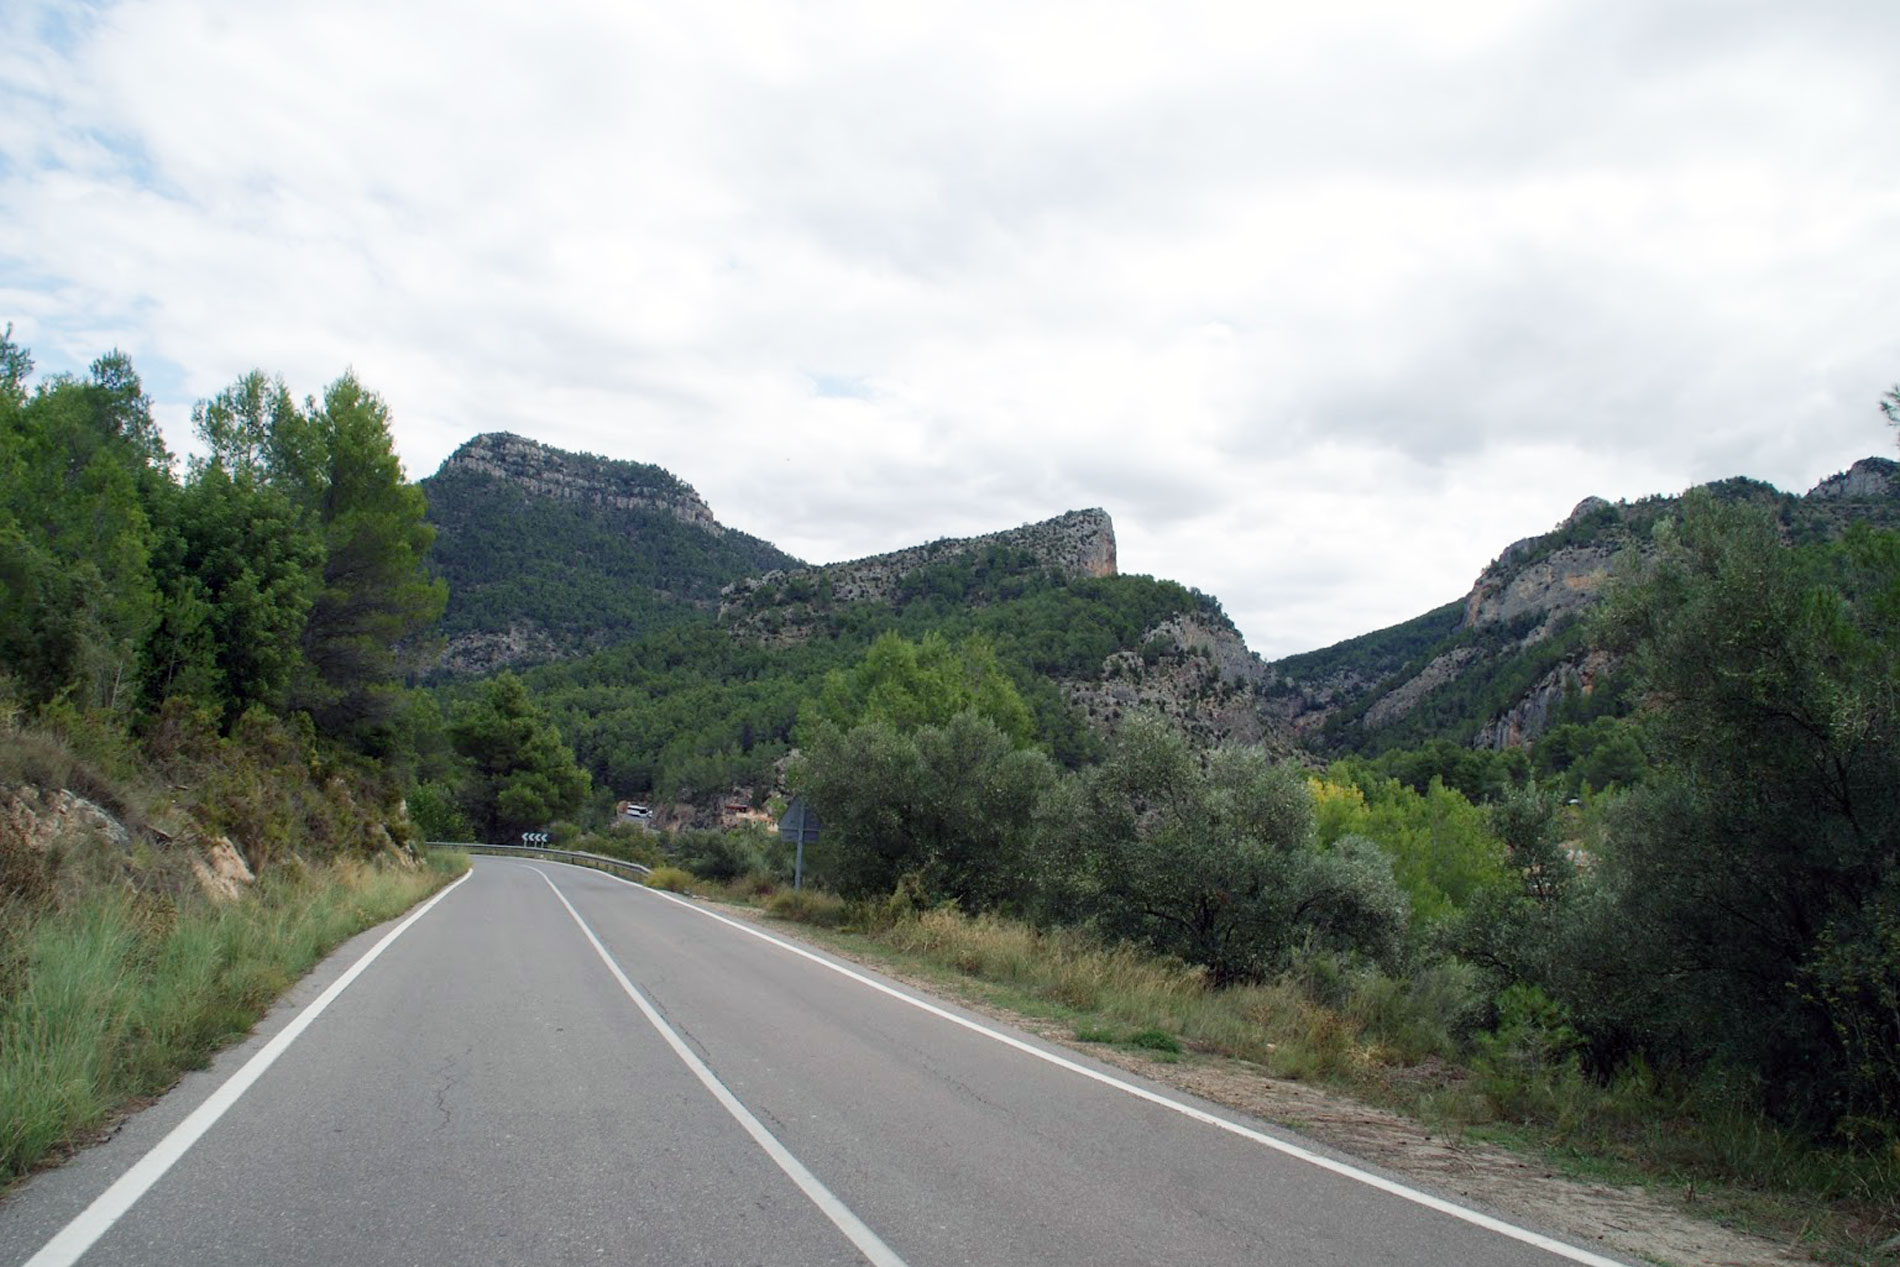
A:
[{"left": 0, "top": 859, "right": 1632, "bottom": 1266}]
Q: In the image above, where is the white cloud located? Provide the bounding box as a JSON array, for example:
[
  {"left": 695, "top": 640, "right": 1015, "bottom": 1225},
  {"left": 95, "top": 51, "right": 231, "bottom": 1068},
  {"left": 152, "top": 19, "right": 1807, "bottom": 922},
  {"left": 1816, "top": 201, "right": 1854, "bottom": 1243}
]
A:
[{"left": 5, "top": 0, "right": 1900, "bottom": 660}]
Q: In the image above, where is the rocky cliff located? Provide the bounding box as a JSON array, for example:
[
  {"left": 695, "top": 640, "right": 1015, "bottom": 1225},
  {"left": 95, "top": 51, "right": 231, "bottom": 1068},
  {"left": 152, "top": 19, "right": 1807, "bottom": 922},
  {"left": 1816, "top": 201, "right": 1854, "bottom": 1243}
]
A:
[
  {"left": 718, "top": 507, "right": 1300, "bottom": 751},
  {"left": 440, "top": 432, "right": 724, "bottom": 534},
  {"left": 1808, "top": 456, "right": 1897, "bottom": 502},
  {"left": 1265, "top": 456, "right": 1900, "bottom": 755},
  {"left": 1064, "top": 612, "right": 1296, "bottom": 755}
]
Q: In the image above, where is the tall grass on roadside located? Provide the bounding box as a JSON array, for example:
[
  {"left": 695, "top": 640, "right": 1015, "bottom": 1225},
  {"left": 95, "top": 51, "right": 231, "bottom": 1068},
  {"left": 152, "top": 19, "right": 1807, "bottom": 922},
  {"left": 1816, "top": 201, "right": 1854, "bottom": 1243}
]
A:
[
  {"left": 768, "top": 898, "right": 1898, "bottom": 1247},
  {"left": 0, "top": 854, "right": 463, "bottom": 1184}
]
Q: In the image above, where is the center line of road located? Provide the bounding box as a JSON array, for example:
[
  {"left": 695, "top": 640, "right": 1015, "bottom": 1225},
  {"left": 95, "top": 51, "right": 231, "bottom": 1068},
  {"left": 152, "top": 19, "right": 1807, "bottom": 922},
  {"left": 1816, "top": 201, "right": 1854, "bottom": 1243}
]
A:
[
  {"left": 552, "top": 861, "right": 1629, "bottom": 1267},
  {"left": 534, "top": 870, "right": 910, "bottom": 1267}
]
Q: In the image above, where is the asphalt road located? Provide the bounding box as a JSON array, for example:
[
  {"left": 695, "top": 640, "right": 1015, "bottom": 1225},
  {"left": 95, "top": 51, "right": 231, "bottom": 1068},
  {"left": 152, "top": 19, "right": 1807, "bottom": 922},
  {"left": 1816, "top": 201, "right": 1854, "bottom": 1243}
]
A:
[{"left": 0, "top": 860, "right": 1634, "bottom": 1267}]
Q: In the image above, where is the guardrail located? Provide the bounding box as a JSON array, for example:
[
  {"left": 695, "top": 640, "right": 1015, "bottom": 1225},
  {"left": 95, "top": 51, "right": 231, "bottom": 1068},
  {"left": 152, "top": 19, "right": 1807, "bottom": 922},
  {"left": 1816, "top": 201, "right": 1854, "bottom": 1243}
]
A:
[{"left": 425, "top": 841, "right": 652, "bottom": 881}]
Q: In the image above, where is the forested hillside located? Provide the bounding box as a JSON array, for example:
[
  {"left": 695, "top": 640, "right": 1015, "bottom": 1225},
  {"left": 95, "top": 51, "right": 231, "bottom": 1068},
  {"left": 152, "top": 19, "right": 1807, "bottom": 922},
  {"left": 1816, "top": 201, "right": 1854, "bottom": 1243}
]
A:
[
  {"left": 476, "top": 544, "right": 1238, "bottom": 805},
  {"left": 421, "top": 434, "right": 800, "bottom": 674}
]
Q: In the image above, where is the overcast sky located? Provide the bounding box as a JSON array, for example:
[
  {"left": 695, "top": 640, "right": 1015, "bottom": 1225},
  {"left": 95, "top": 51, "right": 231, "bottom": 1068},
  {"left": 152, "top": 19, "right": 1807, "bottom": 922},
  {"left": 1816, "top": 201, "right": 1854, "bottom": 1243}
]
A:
[{"left": 5, "top": 0, "right": 1898, "bottom": 659}]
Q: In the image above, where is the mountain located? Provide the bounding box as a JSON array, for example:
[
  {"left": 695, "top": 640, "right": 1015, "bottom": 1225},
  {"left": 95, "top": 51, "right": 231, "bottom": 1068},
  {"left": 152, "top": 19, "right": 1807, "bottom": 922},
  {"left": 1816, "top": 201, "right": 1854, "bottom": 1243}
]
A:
[
  {"left": 1265, "top": 456, "right": 1900, "bottom": 755},
  {"left": 720, "top": 508, "right": 1292, "bottom": 753},
  {"left": 424, "top": 433, "right": 1900, "bottom": 778},
  {"left": 420, "top": 432, "right": 1297, "bottom": 790},
  {"left": 421, "top": 433, "right": 801, "bottom": 674}
]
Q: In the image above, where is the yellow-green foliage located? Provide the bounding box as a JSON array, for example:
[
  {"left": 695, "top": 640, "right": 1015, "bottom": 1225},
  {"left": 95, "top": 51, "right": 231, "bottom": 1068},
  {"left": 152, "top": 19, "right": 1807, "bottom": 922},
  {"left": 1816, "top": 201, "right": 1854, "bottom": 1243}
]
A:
[
  {"left": 0, "top": 855, "right": 460, "bottom": 1183},
  {"left": 1309, "top": 773, "right": 1510, "bottom": 923},
  {"left": 803, "top": 630, "right": 1036, "bottom": 746},
  {"left": 852, "top": 907, "right": 1424, "bottom": 1080},
  {"left": 766, "top": 887, "right": 848, "bottom": 927},
  {"left": 643, "top": 865, "right": 695, "bottom": 892}
]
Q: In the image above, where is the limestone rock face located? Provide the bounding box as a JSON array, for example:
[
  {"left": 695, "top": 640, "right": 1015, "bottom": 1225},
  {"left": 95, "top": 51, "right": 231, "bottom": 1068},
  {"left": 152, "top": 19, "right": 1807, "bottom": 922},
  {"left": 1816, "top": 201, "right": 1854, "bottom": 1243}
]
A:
[
  {"left": 1473, "top": 650, "right": 1616, "bottom": 750},
  {"left": 1363, "top": 647, "right": 1483, "bottom": 731},
  {"left": 1065, "top": 613, "right": 1296, "bottom": 755},
  {"left": 435, "top": 622, "right": 564, "bottom": 677},
  {"left": 190, "top": 836, "right": 257, "bottom": 903},
  {"left": 1463, "top": 546, "right": 1615, "bottom": 637},
  {"left": 1807, "top": 457, "right": 1897, "bottom": 501},
  {"left": 1, "top": 786, "right": 133, "bottom": 855},
  {"left": 442, "top": 432, "right": 724, "bottom": 534}
]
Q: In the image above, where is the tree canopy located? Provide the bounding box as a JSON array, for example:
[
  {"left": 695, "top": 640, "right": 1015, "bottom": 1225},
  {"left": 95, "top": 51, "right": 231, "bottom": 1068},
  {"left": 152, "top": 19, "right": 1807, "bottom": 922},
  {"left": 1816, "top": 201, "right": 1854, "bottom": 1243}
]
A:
[
  {"left": 0, "top": 333, "right": 441, "bottom": 767},
  {"left": 448, "top": 673, "right": 591, "bottom": 839}
]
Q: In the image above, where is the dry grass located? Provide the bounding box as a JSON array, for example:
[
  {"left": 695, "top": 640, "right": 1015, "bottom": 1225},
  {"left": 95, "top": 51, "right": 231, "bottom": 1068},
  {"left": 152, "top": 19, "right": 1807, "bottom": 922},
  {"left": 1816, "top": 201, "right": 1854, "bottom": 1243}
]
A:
[
  {"left": 0, "top": 853, "right": 463, "bottom": 1184},
  {"left": 642, "top": 865, "right": 696, "bottom": 893},
  {"left": 765, "top": 897, "right": 1899, "bottom": 1258}
]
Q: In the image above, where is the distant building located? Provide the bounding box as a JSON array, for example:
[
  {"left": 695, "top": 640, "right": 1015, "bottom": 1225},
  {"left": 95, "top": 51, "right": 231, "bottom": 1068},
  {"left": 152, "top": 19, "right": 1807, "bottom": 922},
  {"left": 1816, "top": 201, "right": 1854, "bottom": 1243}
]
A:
[{"left": 720, "top": 800, "right": 774, "bottom": 830}]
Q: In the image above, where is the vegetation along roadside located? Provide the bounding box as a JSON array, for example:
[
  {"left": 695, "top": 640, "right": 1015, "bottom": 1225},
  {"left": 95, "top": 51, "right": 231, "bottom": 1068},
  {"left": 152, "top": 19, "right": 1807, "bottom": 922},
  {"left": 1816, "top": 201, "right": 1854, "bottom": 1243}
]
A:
[
  {"left": 1, "top": 329, "right": 467, "bottom": 1187},
  {"left": 7, "top": 327, "right": 1899, "bottom": 1263}
]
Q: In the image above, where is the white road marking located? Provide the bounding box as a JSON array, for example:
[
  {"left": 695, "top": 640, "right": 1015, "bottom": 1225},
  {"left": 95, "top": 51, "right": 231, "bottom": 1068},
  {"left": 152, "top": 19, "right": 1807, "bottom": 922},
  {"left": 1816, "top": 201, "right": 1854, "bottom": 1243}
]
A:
[
  {"left": 533, "top": 870, "right": 909, "bottom": 1267},
  {"left": 558, "top": 861, "right": 1630, "bottom": 1267},
  {"left": 22, "top": 870, "right": 473, "bottom": 1267}
]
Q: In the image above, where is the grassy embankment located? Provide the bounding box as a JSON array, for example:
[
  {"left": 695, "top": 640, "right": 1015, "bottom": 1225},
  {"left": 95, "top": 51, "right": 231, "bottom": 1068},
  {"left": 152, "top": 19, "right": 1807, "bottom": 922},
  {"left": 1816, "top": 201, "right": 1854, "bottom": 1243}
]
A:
[
  {"left": 0, "top": 852, "right": 464, "bottom": 1185},
  {"left": 683, "top": 879, "right": 1896, "bottom": 1264},
  {"left": 0, "top": 716, "right": 468, "bottom": 1187}
]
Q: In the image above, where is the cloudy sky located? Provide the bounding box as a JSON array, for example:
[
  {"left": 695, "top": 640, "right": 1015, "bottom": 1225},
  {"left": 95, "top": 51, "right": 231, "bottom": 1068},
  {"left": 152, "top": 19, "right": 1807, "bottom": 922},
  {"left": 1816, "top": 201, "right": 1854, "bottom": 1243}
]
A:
[{"left": 5, "top": 0, "right": 1898, "bottom": 659}]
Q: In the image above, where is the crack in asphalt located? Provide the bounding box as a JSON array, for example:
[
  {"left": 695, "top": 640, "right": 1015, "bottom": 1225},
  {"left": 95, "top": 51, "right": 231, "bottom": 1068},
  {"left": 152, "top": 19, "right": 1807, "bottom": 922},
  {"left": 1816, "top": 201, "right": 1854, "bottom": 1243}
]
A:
[{"left": 430, "top": 1051, "right": 468, "bottom": 1132}]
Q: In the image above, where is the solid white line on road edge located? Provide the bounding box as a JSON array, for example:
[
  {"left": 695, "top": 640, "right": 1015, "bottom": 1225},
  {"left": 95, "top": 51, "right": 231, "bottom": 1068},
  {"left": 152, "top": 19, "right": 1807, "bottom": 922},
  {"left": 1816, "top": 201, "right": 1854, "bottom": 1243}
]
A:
[
  {"left": 535, "top": 871, "right": 910, "bottom": 1267},
  {"left": 554, "top": 862, "right": 1630, "bottom": 1267},
  {"left": 22, "top": 869, "right": 473, "bottom": 1267}
]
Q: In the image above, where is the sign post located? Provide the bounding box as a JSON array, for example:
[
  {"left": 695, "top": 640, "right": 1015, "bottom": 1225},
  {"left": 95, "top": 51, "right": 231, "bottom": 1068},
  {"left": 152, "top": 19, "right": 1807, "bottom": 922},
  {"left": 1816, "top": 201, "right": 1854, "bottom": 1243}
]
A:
[{"left": 776, "top": 796, "right": 821, "bottom": 891}]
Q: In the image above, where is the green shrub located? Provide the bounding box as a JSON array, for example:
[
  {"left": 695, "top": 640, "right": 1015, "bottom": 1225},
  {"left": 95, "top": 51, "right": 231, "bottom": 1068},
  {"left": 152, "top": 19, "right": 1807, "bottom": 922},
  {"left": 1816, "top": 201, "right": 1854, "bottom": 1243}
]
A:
[
  {"left": 570, "top": 829, "right": 663, "bottom": 870},
  {"left": 406, "top": 780, "right": 473, "bottom": 842},
  {"left": 643, "top": 866, "right": 695, "bottom": 892},
  {"left": 721, "top": 870, "right": 779, "bottom": 901},
  {"left": 1128, "top": 1028, "right": 1182, "bottom": 1054},
  {"left": 766, "top": 887, "right": 848, "bottom": 927},
  {"left": 1347, "top": 960, "right": 1485, "bottom": 1063},
  {"left": 668, "top": 828, "right": 765, "bottom": 883},
  {"left": 1474, "top": 982, "right": 1587, "bottom": 1124},
  {"left": 1042, "top": 721, "right": 1410, "bottom": 985}
]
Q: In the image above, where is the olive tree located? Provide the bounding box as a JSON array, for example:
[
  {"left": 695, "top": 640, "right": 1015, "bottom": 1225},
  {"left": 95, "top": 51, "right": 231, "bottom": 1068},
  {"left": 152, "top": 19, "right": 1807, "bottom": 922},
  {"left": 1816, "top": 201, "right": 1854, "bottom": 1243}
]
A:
[{"left": 1043, "top": 717, "right": 1409, "bottom": 984}]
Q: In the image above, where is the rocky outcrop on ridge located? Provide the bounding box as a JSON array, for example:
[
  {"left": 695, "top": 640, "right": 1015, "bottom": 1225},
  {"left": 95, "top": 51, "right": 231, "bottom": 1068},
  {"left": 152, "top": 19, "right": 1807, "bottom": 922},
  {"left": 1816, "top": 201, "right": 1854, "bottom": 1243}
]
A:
[
  {"left": 431, "top": 622, "right": 565, "bottom": 679},
  {"left": 1064, "top": 613, "right": 1295, "bottom": 755},
  {"left": 440, "top": 432, "right": 724, "bottom": 533},
  {"left": 1265, "top": 456, "right": 1900, "bottom": 754},
  {"left": 720, "top": 508, "right": 1118, "bottom": 635},
  {"left": 1471, "top": 650, "right": 1617, "bottom": 750},
  {"left": 1807, "top": 456, "right": 1897, "bottom": 501}
]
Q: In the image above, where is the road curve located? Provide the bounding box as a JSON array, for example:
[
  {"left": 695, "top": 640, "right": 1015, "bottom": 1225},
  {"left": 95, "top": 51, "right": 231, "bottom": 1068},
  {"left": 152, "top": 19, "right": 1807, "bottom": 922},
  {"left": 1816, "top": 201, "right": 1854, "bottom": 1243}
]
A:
[{"left": 0, "top": 860, "right": 1634, "bottom": 1267}]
